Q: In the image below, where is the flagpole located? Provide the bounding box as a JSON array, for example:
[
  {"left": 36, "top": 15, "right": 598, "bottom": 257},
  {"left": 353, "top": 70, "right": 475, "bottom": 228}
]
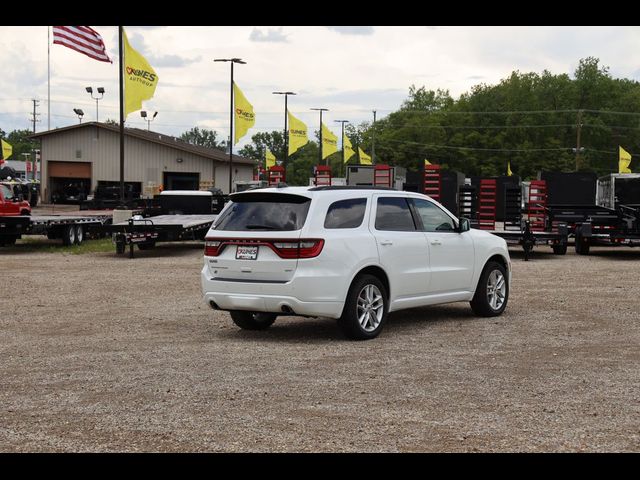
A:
[
  {"left": 47, "top": 26, "right": 51, "bottom": 131},
  {"left": 229, "top": 61, "right": 234, "bottom": 194},
  {"left": 119, "top": 26, "right": 125, "bottom": 204}
]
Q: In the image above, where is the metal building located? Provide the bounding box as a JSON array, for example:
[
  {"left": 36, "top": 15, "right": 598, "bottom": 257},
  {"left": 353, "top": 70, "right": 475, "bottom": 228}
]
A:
[{"left": 31, "top": 122, "right": 255, "bottom": 201}]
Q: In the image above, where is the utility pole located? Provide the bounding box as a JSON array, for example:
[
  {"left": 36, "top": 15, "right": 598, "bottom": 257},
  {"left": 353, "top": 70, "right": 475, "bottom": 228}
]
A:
[
  {"left": 575, "top": 109, "right": 583, "bottom": 171},
  {"left": 30, "top": 99, "right": 40, "bottom": 133},
  {"left": 30, "top": 99, "right": 40, "bottom": 181},
  {"left": 372, "top": 110, "right": 377, "bottom": 165}
]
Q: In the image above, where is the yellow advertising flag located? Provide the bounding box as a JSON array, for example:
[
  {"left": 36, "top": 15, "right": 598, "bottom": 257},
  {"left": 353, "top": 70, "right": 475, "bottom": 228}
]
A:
[
  {"left": 1, "top": 139, "right": 12, "bottom": 160},
  {"left": 343, "top": 134, "right": 355, "bottom": 163},
  {"left": 123, "top": 28, "right": 159, "bottom": 118},
  {"left": 233, "top": 82, "right": 255, "bottom": 145},
  {"left": 507, "top": 160, "right": 513, "bottom": 176},
  {"left": 265, "top": 148, "right": 276, "bottom": 169},
  {"left": 321, "top": 123, "right": 338, "bottom": 160},
  {"left": 358, "top": 147, "right": 372, "bottom": 165},
  {"left": 287, "top": 111, "right": 308, "bottom": 156},
  {"left": 619, "top": 146, "right": 632, "bottom": 174},
  {"left": 424, "top": 159, "right": 431, "bottom": 166}
]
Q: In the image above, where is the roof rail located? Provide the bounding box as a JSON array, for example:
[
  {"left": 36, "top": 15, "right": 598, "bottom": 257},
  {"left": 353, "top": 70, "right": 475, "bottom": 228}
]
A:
[{"left": 308, "top": 185, "right": 397, "bottom": 191}]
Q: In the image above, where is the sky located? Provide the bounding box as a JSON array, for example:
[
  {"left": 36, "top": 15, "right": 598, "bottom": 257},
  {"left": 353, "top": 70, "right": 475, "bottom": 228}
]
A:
[{"left": 1, "top": 26, "right": 639, "bottom": 150}]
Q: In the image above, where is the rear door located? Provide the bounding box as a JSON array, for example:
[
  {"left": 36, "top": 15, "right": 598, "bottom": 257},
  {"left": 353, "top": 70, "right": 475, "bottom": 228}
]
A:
[
  {"left": 204, "top": 192, "right": 312, "bottom": 282},
  {"left": 370, "top": 195, "right": 431, "bottom": 298},
  {"left": 0, "top": 184, "right": 19, "bottom": 215}
]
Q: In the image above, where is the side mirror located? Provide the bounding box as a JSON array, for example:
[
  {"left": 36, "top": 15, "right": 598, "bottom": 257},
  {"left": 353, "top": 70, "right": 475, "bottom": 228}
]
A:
[{"left": 458, "top": 217, "right": 470, "bottom": 233}]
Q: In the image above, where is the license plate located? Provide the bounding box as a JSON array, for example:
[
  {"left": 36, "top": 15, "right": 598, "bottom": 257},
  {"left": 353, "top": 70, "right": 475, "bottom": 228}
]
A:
[{"left": 236, "top": 245, "right": 258, "bottom": 260}]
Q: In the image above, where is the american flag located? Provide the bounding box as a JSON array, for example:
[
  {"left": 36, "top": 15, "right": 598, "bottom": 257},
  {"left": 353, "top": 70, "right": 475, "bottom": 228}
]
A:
[{"left": 52, "top": 26, "right": 112, "bottom": 63}]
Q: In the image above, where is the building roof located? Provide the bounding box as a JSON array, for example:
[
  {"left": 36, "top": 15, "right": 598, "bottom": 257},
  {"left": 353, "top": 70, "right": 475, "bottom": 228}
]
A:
[{"left": 30, "top": 122, "right": 255, "bottom": 165}]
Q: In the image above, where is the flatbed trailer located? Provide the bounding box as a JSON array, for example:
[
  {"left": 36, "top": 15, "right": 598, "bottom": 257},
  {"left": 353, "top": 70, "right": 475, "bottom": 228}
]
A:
[
  {"left": 106, "top": 214, "right": 217, "bottom": 258},
  {"left": 0, "top": 213, "right": 111, "bottom": 247},
  {"left": 547, "top": 203, "right": 640, "bottom": 254},
  {"left": 483, "top": 221, "right": 568, "bottom": 261}
]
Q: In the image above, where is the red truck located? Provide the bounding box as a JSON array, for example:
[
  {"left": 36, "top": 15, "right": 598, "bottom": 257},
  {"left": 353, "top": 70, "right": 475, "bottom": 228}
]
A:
[{"left": 0, "top": 182, "right": 32, "bottom": 216}]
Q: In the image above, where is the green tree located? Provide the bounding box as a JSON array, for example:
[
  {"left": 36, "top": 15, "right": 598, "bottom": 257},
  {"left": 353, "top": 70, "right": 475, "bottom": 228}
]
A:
[{"left": 179, "top": 127, "right": 226, "bottom": 152}]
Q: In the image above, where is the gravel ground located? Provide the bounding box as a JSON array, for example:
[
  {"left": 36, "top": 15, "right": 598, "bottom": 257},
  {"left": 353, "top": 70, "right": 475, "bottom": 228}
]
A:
[{"left": 1, "top": 241, "right": 639, "bottom": 452}]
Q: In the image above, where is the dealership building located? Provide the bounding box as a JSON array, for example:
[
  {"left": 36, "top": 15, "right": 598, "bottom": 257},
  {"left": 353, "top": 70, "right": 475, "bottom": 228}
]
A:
[{"left": 32, "top": 122, "right": 255, "bottom": 201}]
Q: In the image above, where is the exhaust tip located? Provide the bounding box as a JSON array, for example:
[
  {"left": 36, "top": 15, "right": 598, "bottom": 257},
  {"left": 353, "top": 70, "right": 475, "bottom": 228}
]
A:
[{"left": 209, "top": 300, "right": 220, "bottom": 310}]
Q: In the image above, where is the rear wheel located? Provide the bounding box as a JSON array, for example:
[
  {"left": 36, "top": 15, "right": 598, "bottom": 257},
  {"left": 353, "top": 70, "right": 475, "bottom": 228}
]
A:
[
  {"left": 229, "top": 311, "right": 277, "bottom": 330},
  {"left": 575, "top": 232, "right": 590, "bottom": 255},
  {"left": 470, "top": 261, "right": 508, "bottom": 317},
  {"left": 552, "top": 244, "right": 567, "bottom": 255},
  {"left": 338, "top": 274, "right": 388, "bottom": 340},
  {"left": 62, "top": 225, "right": 76, "bottom": 246},
  {"left": 74, "top": 225, "right": 84, "bottom": 245}
]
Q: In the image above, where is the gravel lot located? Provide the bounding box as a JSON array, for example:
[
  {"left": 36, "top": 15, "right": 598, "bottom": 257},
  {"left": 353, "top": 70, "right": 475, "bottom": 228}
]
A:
[{"left": 1, "top": 241, "right": 639, "bottom": 452}]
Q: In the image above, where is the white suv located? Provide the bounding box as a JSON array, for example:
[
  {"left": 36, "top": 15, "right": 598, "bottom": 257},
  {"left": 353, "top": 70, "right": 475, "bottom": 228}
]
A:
[{"left": 201, "top": 186, "right": 511, "bottom": 340}]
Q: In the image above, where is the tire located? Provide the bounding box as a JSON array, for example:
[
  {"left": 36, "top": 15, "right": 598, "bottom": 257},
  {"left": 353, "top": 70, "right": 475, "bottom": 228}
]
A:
[
  {"left": 338, "top": 274, "right": 388, "bottom": 340},
  {"left": 20, "top": 210, "right": 31, "bottom": 216},
  {"left": 74, "top": 225, "right": 84, "bottom": 245},
  {"left": 229, "top": 311, "right": 277, "bottom": 330},
  {"left": 62, "top": 225, "right": 76, "bottom": 246},
  {"left": 575, "top": 232, "right": 590, "bottom": 255},
  {"left": 552, "top": 244, "right": 567, "bottom": 255},
  {"left": 0, "top": 236, "right": 17, "bottom": 246},
  {"left": 470, "top": 261, "right": 509, "bottom": 317},
  {"left": 115, "top": 240, "right": 125, "bottom": 255}
]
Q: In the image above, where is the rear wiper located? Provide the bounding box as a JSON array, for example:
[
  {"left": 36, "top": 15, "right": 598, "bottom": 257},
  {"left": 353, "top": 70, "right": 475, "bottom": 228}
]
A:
[{"left": 245, "top": 224, "right": 278, "bottom": 230}]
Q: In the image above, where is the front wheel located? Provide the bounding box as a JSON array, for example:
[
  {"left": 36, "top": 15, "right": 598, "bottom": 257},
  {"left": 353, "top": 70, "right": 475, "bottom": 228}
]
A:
[
  {"left": 229, "top": 311, "right": 277, "bottom": 330},
  {"left": 552, "top": 244, "right": 567, "bottom": 255},
  {"left": 338, "top": 274, "right": 388, "bottom": 340},
  {"left": 470, "top": 261, "right": 508, "bottom": 317}
]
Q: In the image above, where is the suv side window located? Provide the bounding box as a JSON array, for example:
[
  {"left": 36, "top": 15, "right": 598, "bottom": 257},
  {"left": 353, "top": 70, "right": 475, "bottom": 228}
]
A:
[
  {"left": 411, "top": 198, "right": 456, "bottom": 232},
  {"left": 324, "top": 198, "right": 367, "bottom": 229},
  {"left": 375, "top": 197, "right": 416, "bottom": 231}
]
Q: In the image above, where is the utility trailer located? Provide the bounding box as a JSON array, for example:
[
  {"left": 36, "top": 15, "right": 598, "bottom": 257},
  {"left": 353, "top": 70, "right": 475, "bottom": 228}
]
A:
[
  {"left": 105, "top": 190, "right": 222, "bottom": 258},
  {"left": 0, "top": 213, "right": 111, "bottom": 247},
  {"left": 108, "top": 214, "right": 217, "bottom": 258}
]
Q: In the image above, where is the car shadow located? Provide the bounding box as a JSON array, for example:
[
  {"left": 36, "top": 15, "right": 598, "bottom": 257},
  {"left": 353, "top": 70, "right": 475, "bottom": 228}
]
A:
[
  {"left": 508, "top": 249, "right": 560, "bottom": 261},
  {"left": 212, "top": 304, "right": 478, "bottom": 343}
]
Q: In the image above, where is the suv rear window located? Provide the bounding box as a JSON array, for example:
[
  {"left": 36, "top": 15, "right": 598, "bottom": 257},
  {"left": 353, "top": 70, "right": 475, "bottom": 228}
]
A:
[
  {"left": 324, "top": 198, "right": 367, "bottom": 229},
  {"left": 213, "top": 193, "right": 311, "bottom": 231}
]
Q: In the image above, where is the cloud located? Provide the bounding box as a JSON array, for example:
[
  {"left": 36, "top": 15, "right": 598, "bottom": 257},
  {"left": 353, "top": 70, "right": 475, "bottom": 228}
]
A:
[
  {"left": 127, "top": 32, "right": 201, "bottom": 67},
  {"left": 249, "top": 27, "right": 289, "bottom": 43},
  {"left": 326, "top": 26, "right": 374, "bottom": 36}
]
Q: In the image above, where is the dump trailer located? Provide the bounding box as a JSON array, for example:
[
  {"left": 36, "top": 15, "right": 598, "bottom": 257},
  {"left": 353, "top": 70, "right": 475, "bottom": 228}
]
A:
[
  {"left": 105, "top": 190, "right": 222, "bottom": 258},
  {"left": 546, "top": 174, "right": 640, "bottom": 254}
]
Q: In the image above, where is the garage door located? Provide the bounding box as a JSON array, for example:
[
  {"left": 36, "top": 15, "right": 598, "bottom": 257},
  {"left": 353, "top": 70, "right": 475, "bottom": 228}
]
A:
[{"left": 49, "top": 161, "right": 91, "bottom": 178}]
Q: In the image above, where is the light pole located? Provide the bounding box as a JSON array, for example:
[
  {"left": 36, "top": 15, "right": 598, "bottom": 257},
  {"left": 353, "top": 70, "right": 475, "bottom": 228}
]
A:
[
  {"left": 372, "top": 110, "right": 377, "bottom": 165},
  {"left": 85, "top": 86, "right": 105, "bottom": 123},
  {"left": 73, "top": 108, "right": 84, "bottom": 123},
  {"left": 334, "top": 119, "right": 349, "bottom": 177},
  {"left": 140, "top": 111, "right": 158, "bottom": 131},
  {"left": 311, "top": 108, "right": 328, "bottom": 165},
  {"left": 272, "top": 91, "right": 296, "bottom": 179},
  {"left": 214, "top": 58, "right": 246, "bottom": 194}
]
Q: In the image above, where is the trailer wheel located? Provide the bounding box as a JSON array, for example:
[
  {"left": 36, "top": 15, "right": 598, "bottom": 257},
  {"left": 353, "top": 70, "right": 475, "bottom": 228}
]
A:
[
  {"left": 115, "top": 240, "right": 125, "bottom": 254},
  {"left": 0, "top": 236, "right": 17, "bottom": 246},
  {"left": 575, "top": 232, "right": 590, "bottom": 255},
  {"left": 138, "top": 241, "right": 156, "bottom": 250},
  {"left": 74, "top": 225, "right": 84, "bottom": 245},
  {"left": 62, "top": 225, "right": 76, "bottom": 246},
  {"left": 552, "top": 244, "right": 567, "bottom": 255}
]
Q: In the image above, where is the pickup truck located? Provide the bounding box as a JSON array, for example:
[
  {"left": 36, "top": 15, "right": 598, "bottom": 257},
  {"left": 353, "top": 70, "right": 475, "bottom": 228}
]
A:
[{"left": 0, "top": 183, "right": 32, "bottom": 216}]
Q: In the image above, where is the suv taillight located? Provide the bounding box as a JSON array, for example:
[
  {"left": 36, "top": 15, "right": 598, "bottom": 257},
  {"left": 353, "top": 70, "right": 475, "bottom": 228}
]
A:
[{"left": 204, "top": 238, "right": 324, "bottom": 259}]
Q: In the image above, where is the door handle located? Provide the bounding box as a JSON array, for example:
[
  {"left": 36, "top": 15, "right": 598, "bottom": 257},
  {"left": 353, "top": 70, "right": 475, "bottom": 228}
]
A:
[
  {"left": 380, "top": 240, "right": 393, "bottom": 246},
  {"left": 430, "top": 240, "right": 442, "bottom": 246}
]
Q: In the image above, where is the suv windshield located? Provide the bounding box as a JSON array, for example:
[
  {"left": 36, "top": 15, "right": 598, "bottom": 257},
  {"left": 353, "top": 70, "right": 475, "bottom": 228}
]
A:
[{"left": 213, "top": 193, "right": 311, "bottom": 231}]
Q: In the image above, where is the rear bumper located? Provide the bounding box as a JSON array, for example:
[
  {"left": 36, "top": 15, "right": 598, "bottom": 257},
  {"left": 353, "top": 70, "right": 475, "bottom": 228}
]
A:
[{"left": 201, "top": 266, "right": 345, "bottom": 318}]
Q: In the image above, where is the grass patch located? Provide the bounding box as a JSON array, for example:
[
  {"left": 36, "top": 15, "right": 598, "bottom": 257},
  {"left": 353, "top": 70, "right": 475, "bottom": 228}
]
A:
[{"left": 8, "top": 237, "right": 115, "bottom": 254}]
